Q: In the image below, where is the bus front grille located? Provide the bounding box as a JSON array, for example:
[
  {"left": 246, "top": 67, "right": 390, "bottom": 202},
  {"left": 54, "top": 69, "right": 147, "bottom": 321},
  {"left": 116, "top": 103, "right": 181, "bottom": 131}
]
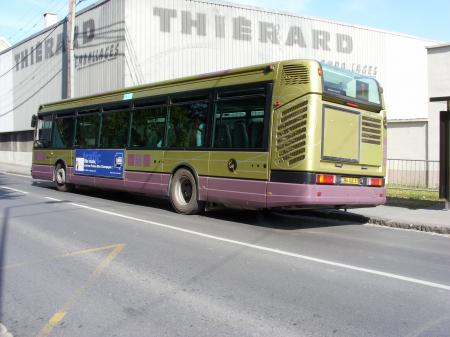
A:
[
  {"left": 275, "top": 100, "right": 308, "bottom": 166},
  {"left": 361, "top": 116, "right": 382, "bottom": 145}
]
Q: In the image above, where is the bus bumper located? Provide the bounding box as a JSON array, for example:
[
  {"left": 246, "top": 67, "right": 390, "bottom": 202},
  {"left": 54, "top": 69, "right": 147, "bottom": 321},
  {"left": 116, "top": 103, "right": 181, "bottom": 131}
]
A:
[{"left": 266, "top": 182, "right": 386, "bottom": 208}]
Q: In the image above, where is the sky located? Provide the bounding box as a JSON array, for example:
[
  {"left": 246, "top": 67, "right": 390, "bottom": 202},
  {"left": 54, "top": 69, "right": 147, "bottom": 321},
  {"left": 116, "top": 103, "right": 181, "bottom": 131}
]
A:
[{"left": 1, "top": 0, "right": 449, "bottom": 46}]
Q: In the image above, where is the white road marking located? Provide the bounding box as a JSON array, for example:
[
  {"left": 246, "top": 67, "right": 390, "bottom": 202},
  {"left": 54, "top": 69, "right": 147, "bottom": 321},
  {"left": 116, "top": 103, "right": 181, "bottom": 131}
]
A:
[
  {"left": 2, "top": 173, "right": 448, "bottom": 291},
  {"left": 0, "top": 186, "right": 29, "bottom": 194},
  {"left": 0, "top": 170, "right": 31, "bottom": 178},
  {"left": 69, "top": 202, "right": 450, "bottom": 291},
  {"left": 45, "top": 196, "right": 62, "bottom": 202}
]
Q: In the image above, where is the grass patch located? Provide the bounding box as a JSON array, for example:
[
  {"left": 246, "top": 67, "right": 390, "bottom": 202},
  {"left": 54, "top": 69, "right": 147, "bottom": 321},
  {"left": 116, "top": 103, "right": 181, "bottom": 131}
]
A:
[{"left": 386, "top": 186, "right": 440, "bottom": 201}]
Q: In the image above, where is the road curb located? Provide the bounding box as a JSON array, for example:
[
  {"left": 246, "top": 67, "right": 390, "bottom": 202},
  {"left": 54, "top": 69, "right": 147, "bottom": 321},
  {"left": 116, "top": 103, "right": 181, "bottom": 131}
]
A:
[
  {"left": 366, "top": 216, "right": 450, "bottom": 235},
  {"left": 313, "top": 210, "right": 450, "bottom": 235},
  {"left": 0, "top": 165, "right": 31, "bottom": 177}
]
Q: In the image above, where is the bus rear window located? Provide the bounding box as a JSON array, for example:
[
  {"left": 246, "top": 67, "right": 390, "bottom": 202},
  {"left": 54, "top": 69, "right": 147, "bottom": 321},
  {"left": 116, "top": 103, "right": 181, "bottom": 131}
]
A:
[{"left": 321, "top": 64, "right": 381, "bottom": 106}]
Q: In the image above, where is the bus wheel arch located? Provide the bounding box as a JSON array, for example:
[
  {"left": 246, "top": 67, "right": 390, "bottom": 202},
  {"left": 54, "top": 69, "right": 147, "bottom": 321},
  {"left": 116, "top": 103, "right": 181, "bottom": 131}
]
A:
[
  {"left": 54, "top": 160, "right": 73, "bottom": 192},
  {"left": 169, "top": 165, "right": 205, "bottom": 215}
]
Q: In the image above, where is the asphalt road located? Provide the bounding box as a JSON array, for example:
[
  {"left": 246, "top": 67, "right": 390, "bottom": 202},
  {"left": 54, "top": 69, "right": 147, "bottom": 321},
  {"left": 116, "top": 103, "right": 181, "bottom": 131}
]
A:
[{"left": 0, "top": 172, "right": 449, "bottom": 337}]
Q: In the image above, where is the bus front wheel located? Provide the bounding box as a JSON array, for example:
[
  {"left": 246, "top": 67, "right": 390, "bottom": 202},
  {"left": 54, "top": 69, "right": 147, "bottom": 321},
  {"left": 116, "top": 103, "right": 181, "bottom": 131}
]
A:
[
  {"left": 169, "top": 168, "right": 204, "bottom": 215},
  {"left": 55, "top": 163, "right": 73, "bottom": 192}
]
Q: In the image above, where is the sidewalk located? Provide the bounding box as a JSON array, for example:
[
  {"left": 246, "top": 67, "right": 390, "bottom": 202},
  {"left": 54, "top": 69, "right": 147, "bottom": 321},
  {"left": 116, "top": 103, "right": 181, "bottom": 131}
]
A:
[
  {"left": 0, "top": 161, "right": 31, "bottom": 176},
  {"left": 1, "top": 162, "right": 449, "bottom": 235},
  {"left": 314, "top": 199, "right": 450, "bottom": 235}
]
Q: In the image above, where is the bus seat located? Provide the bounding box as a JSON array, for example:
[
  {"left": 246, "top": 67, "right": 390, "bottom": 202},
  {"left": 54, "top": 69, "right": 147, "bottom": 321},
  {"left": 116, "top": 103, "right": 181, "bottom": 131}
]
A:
[
  {"left": 166, "top": 124, "right": 176, "bottom": 147},
  {"left": 130, "top": 128, "right": 141, "bottom": 147},
  {"left": 249, "top": 121, "right": 263, "bottom": 148},
  {"left": 146, "top": 131, "right": 158, "bottom": 148},
  {"left": 215, "top": 124, "right": 232, "bottom": 148},
  {"left": 324, "top": 81, "right": 346, "bottom": 96},
  {"left": 196, "top": 122, "right": 205, "bottom": 147},
  {"left": 232, "top": 121, "right": 249, "bottom": 148},
  {"left": 185, "top": 120, "right": 204, "bottom": 147}
]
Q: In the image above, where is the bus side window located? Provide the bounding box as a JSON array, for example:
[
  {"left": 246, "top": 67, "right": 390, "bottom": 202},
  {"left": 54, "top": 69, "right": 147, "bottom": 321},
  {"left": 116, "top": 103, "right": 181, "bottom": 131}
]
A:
[
  {"left": 53, "top": 116, "right": 75, "bottom": 149},
  {"left": 167, "top": 101, "right": 208, "bottom": 148},
  {"left": 100, "top": 110, "right": 130, "bottom": 149},
  {"left": 130, "top": 106, "right": 166, "bottom": 148},
  {"left": 35, "top": 114, "right": 53, "bottom": 148},
  {"left": 213, "top": 94, "right": 266, "bottom": 149},
  {"left": 75, "top": 113, "right": 100, "bottom": 148}
]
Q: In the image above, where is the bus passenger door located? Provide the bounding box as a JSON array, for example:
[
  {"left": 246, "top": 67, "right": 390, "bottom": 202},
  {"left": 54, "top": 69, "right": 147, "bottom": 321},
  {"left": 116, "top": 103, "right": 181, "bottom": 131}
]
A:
[{"left": 207, "top": 89, "right": 270, "bottom": 209}]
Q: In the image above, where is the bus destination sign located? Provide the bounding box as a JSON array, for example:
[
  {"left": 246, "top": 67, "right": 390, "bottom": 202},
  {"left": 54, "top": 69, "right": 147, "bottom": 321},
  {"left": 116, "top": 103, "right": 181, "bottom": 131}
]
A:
[{"left": 75, "top": 149, "right": 124, "bottom": 179}]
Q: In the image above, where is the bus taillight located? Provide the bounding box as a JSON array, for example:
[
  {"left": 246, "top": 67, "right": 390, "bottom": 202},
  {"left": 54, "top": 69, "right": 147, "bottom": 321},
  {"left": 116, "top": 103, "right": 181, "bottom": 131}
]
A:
[
  {"left": 346, "top": 101, "right": 359, "bottom": 108},
  {"left": 368, "top": 178, "right": 383, "bottom": 187},
  {"left": 316, "top": 174, "right": 336, "bottom": 185}
]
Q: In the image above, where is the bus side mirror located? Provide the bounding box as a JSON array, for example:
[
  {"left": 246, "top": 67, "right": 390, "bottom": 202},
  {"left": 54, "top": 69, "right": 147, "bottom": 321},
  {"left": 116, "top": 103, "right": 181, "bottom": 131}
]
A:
[
  {"left": 34, "top": 140, "right": 44, "bottom": 148},
  {"left": 31, "top": 115, "right": 37, "bottom": 128}
]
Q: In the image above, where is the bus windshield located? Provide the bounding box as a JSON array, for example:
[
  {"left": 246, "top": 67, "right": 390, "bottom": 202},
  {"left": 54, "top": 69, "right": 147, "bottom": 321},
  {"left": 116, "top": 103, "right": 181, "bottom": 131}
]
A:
[{"left": 321, "top": 63, "right": 381, "bottom": 106}]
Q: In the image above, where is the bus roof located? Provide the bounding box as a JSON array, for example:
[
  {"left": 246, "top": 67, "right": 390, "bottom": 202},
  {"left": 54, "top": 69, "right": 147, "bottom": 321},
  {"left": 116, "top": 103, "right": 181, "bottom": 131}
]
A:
[{"left": 38, "top": 59, "right": 317, "bottom": 113}]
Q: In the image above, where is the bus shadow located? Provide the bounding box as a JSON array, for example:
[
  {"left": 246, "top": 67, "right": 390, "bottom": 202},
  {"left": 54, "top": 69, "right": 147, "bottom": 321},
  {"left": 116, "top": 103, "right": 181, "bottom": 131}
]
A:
[
  {"left": 30, "top": 181, "right": 366, "bottom": 230},
  {"left": 31, "top": 181, "right": 173, "bottom": 211},
  {"left": 205, "top": 208, "right": 367, "bottom": 230}
]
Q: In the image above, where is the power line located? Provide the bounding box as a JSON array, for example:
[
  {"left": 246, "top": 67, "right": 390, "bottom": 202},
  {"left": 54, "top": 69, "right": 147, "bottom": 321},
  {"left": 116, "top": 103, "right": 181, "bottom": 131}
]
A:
[
  {"left": 1, "top": 0, "right": 94, "bottom": 79},
  {"left": 0, "top": 23, "right": 61, "bottom": 79},
  {"left": 5, "top": 0, "right": 67, "bottom": 45},
  {"left": 0, "top": 0, "right": 103, "bottom": 116},
  {"left": 0, "top": 68, "right": 62, "bottom": 118},
  {"left": 0, "top": 49, "right": 62, "bottom": 101}
]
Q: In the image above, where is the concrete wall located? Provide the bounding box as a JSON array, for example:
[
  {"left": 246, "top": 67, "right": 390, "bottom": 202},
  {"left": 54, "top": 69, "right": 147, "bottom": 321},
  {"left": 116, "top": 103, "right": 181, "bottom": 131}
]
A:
[
  {"left": 0, "top": 130, "right": 33, "bottom": 166},
  {"left": 386, "top": 120, "right": 439, "bottom": 188},
  {"left": 428, "top": 101, "right": 446, "bottom": 162},
  {"left": 426, "top": 44, "right": 450, "bottom": 190},
  {"left": 387, "top": 120, "right": 428, "bottom": 160},
  {"left": 428, "top": 45, "right": 450, "bottom": 98}
]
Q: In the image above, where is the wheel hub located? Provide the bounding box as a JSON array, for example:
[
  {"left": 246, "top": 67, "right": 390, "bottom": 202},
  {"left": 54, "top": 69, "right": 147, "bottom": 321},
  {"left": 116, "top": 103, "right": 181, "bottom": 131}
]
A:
[
  {"left": 56, "top": 169, "right": 65, "bottom": 184},
  {"left": 180, "top": 179, "right": 192, "bottom": 203}
]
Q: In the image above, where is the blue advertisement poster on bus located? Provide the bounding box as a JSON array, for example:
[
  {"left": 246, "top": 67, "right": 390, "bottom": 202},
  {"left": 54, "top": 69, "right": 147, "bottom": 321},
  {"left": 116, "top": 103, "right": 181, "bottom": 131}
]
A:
[{"left": 75, "top": 149, "right": 124, "bottom": 179}]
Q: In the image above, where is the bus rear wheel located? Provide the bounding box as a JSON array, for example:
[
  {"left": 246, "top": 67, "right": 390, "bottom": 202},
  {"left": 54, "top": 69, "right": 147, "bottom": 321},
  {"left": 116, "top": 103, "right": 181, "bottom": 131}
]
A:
[
  {"left": 55, "top": 163, "right": 73, "bottom": 192},
  {"left": 169, "top": 168, "right": 204, "bottom": 215}
]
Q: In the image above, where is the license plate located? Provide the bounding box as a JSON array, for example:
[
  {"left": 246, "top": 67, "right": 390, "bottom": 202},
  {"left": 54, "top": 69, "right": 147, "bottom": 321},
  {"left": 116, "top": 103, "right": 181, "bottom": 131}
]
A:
[{"left": 342, "top": 177, "right": 360, "bottom": 185}]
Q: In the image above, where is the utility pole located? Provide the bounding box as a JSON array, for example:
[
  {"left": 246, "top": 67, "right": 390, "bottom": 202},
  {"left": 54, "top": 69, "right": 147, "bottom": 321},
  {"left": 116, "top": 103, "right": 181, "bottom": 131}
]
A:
[{"left": 66, "top": 0, "right": 76, "bottom": 98}]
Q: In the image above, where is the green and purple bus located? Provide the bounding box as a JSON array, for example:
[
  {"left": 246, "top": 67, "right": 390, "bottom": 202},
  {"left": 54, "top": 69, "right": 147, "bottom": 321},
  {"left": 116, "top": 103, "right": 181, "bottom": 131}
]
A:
[{"left": 31, "top": 59, "right": 386, "bottom": 214}]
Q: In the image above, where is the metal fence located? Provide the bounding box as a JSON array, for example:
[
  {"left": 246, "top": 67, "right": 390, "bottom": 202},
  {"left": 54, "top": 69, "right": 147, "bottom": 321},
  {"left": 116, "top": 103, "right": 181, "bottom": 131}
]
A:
[{"left": 387, "top": 159, "right": 440, "bottom": 195}]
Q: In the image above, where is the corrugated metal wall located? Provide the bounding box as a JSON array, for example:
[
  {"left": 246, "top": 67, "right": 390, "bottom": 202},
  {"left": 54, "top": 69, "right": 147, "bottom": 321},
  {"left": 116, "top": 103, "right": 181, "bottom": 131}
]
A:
[
  {"left": 11, "top": 23, "right": 66, "bottom": 131},
  {"left": 124, "top": 0, "right": 433, "bottom": 121},
  {"left": 75, "top": 0, "right": 125, "bottom": 96},
  {"left": 0, "top": 0, "right": 437, "bottom": 134},
  {"left": 0, "top": 49, "right": 14, "bottom": 132},
  {"left": 125, "top": 0, "right": 384, "bottom": 83},
  {"left": 0, "top": 0, "right": 125, "bottom": 133}
]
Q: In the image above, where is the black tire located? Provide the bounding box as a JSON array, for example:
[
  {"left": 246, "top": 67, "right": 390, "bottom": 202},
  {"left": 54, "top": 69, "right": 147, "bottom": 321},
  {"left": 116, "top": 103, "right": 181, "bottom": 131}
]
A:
[
  {"left": 55, "top": 163, "right": 74, "bottom": 192},
  {"left": 169, "top": 168, "right": 205, "bottom": 215}
]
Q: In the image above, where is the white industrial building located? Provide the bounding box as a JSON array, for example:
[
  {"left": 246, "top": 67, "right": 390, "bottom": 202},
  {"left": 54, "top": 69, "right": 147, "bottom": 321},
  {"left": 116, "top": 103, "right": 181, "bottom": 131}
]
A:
[
  {"left": 0, "top": 0, "right": 442, "bottom": 175},
  {"left": 428, "top": 43, "right": 450, "bottom": 129}
]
